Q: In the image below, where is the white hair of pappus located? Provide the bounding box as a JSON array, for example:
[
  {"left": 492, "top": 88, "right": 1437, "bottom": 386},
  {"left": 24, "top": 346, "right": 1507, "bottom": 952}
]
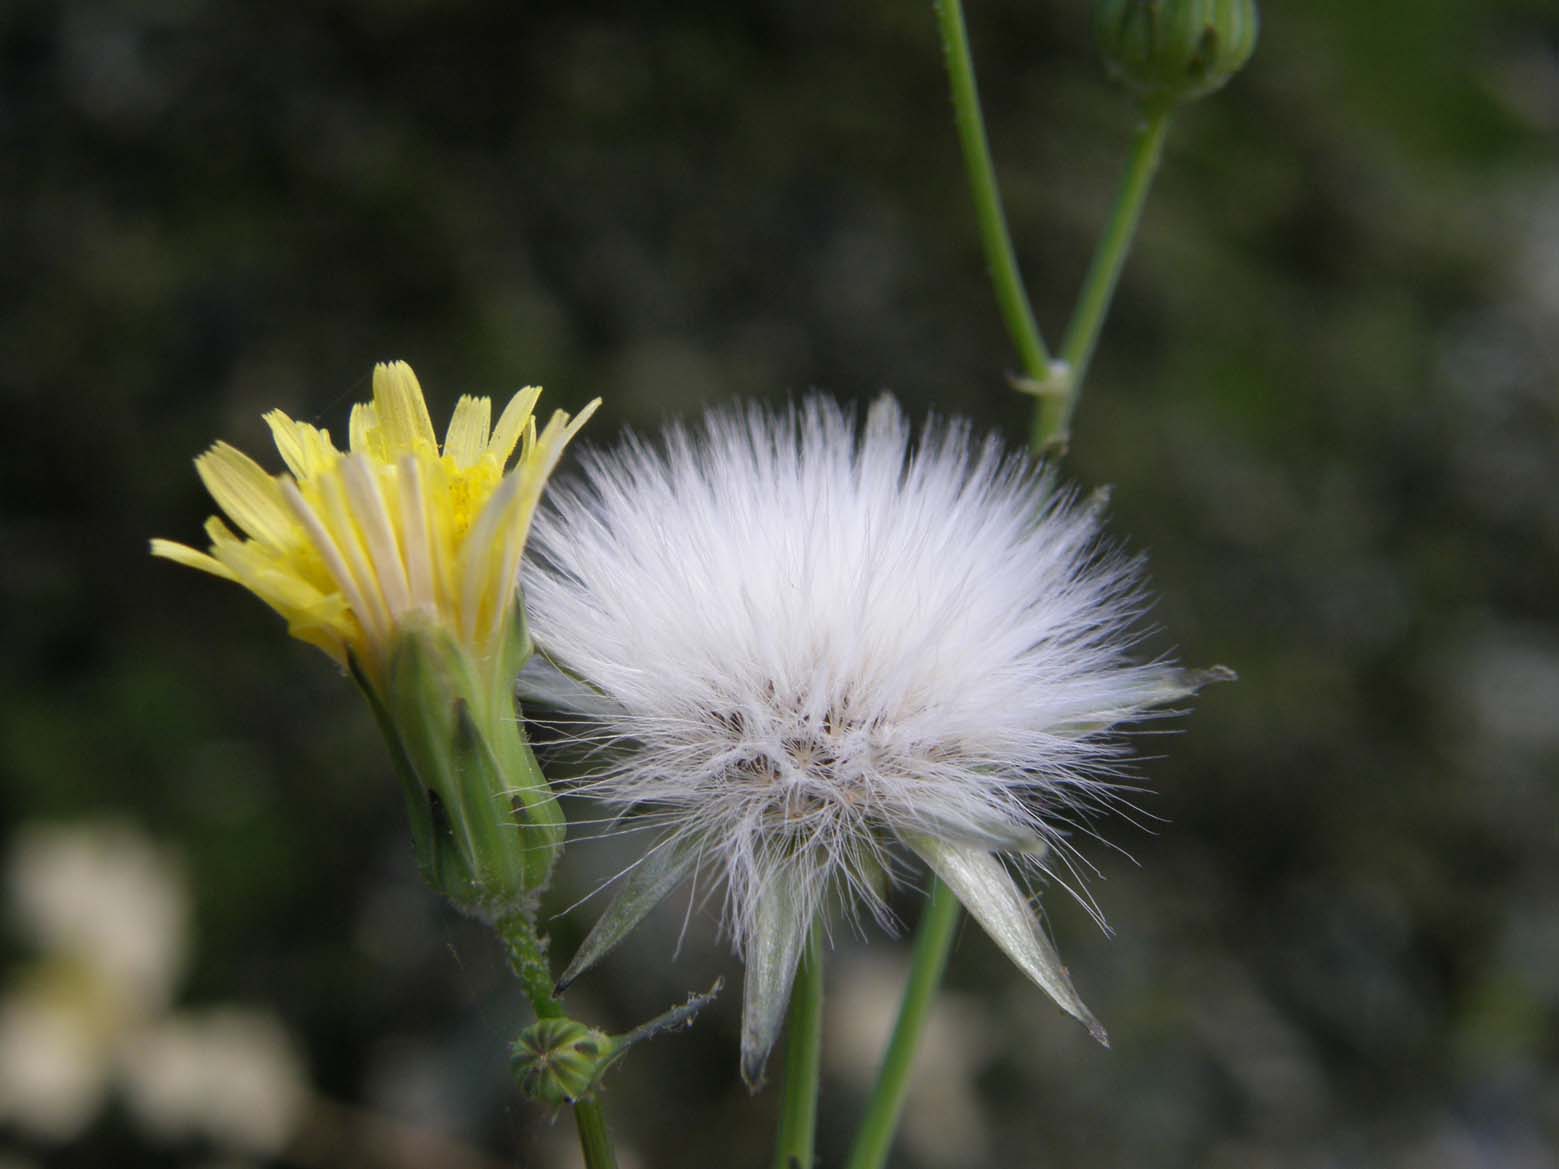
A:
[{"left": 521, "top": 393, "right": 1221, "bottom": 1081}]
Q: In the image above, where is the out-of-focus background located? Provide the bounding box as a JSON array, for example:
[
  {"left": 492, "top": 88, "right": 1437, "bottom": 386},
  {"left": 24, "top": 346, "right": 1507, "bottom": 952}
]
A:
[{"left": 4, "top": 1, "right": 1557, "bottom": 1166}]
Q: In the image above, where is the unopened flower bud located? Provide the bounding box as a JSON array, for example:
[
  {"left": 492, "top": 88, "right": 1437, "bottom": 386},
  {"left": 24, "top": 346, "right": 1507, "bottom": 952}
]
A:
[
  {"left": 511, "top": 1018, "right": 614, "bottom": 1106},
  {"left": 1094, "top": 0, "right": 1258, "bottom": 109}
]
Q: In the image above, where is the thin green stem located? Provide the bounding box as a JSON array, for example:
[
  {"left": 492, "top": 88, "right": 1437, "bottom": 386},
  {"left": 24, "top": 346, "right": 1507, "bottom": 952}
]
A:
[
  {"left": 573, "top": 1098, "right": 619, "bottom": 1169},
  {"left": 773, "top": 922, "right": 825, "bottom": 1169},
  {"left": 1035, "top": 105, "right": 1173, "bottom": 454},
  {"left": 934, "top": 0, "right": 1053, "bottom": 384},
  {"left": 496, "top": 909, "right": 566, "bottom": 1020},
  {"left": 844, "top": 878, "right": 961, "bottom": 1169}
]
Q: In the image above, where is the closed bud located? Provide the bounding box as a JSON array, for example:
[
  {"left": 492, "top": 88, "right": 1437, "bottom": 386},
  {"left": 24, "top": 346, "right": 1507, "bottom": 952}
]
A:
[
  {"left": 1094, "top": 0, "right": 1258, "bottom": 109},
  {"left": 511, "top": 1018, "right": 615, "bottom": 1106}
]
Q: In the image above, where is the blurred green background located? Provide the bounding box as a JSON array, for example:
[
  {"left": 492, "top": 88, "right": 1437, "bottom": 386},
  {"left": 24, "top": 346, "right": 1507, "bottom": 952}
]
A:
[{"left": 3, "top": 0, "right": 1557, "bottom": 1166}]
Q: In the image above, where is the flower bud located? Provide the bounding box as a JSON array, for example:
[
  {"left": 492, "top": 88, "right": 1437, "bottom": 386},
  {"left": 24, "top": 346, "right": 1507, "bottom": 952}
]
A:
[
  {"left": 1094, "top": 0, "right": 1258, "bottom": 109},
  {"left": 511, "top": 1018, "right": 615, "bottom": 1106}
]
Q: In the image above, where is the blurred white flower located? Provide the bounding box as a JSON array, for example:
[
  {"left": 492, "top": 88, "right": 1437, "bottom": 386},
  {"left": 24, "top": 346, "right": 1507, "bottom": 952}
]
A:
[
  {"left": 9, "top": 822, "right": 188, "bottom": 1012},
  {"left": 123, "top": 1009, "right": 307, "bottom": 1156},
  {"left": 0, "top": 990, "right": 111, "bottom": 1141},
  {"left": 0, "top": 822, "right": 309, "bottom": 1156},
  {"left": 523, "top": 395, "right": 1222, "bottom": 1080},
  {"left": 0, "top": 823, "right": 189, "bottom": 1141}
]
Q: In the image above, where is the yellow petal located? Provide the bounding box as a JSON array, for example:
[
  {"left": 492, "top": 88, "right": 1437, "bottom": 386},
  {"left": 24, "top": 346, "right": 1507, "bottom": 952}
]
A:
[
  {"left": 209, "top": 539, "right": 357, "bottom": 660},
  {"left": 419, "top": 458, "right": 459, "bottom": 623},
  {"left": 372, "top": 362, "right": 437, "bottom": 456},
  {"left": 285, "top": 620, "right": 349, "bottom": 665},
  {"left": 519, "top": 415, "right": 537, "bottom": 463},
  {"left": 264, "top": 410, "right": 340, "bottom": 479},
  {"left": 149, "top": 538, "right": 238, "bottom": 581},
  {"left": 340, "top": 454, "right": 411, "bottom": 617},
  {"left": 397, "top": 454, "right": 438, "bottom": 613},
  {"left": 280, "top": 478, "right": 385, "bottom": 653},
  {"left": 202, "top": 514, "right": 242, "bottom": 549},
  {"left": 315, "top": 472, "right": 394, "bottom": 649},
  {"left": 489, "top": 386, "right": 542, "bottom": 468},
  {"left": 348, "top": 401, "right": 376, "bottom": 456},
  {"left": 156, "top": 364, "right": 592, "bottom": 678},
  {"left": 194, "top": 443, "right": 298, "bottom": 549},
  {"left": 458, "top": 470, "right": 522, "bottom": 645},
  {"left": 560, "top": 398, "right": 602, "bottom": 446},
  {"left": 443, "top": 395, "right": 491, "bottom": 469},
  {"left": 530, "top": 399, "right": 602, "bottom": 478}
]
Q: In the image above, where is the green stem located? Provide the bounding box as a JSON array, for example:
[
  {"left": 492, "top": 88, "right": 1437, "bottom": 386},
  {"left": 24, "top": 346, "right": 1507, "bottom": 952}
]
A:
[
  {"left": 497, "top": 909, "right": 566, "bottom": 1020},
  {"left": 574, "top": 1098, "right": 619, "bottom": 1169},
  {"left": 773, "top": 921, "right": 825, "bottom": 1169},
  {"left": 934, "top": 0, "right": 1054, "bottom": 385},
  {"left": 843, "top": 878, "right": 961, "bottom": 1169},
  {"left": 1035, "top": 105, "right": 1173, "bottom": 454}
]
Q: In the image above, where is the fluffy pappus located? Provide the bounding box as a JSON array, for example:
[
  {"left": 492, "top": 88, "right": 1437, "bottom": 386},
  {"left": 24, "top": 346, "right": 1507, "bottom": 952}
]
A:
[{"left": 521, "top": 394, "right": 1222, "bottom": 1082}]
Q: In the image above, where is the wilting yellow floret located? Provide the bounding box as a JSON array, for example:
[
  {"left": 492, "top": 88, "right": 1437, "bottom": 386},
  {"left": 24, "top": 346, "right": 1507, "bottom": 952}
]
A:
[{"left": 152, "top": 362, "right": 599, "bottom": 684}]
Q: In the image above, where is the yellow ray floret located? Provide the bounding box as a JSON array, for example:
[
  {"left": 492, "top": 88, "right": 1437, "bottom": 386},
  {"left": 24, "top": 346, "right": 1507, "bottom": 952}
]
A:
[{"left": 152, "top": 361, "right": 599, "bottom": 681}]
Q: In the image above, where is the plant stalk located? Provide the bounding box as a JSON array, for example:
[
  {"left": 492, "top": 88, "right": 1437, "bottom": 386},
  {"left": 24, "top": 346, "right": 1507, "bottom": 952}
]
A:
[
  {"left": 573, "top": 1098, "right": 619, "bottom": 1169},
  {"left": 1035, "top": 105, "right": 1173, "bottom": 454},
  {"left": 843, "top": 878, "right": 961, "bottom": 1169},
  {"left": 934, "top": 0, "right": 1054, "bottom": 387},
  {"left": 773, "top": 921, "right": 826, "bottom": 1169}
]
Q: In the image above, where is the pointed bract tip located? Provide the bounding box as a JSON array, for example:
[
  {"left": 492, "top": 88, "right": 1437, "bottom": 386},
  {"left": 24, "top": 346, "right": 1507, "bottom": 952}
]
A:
[
  {"left": 1169, "top": 663, "right": 1238, "bottom": 696},
  {"left": 1087, "top": 1017, "right": 1111, "bottom": 1048},
  {"left": 741, "top": 1053, "right": 769, "bottom": 1094}
]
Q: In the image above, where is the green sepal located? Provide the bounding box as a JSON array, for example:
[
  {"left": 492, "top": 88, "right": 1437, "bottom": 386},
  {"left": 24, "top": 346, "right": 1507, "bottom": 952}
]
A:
[
  {"left": 499, "top": 591, "right": 536, "bottom": 694},
  {"left": 909, "top": 835, "right": 1108, "bottom": 1046},
  {"left": 1051, "top": 663, "right": 1236, "bottom": 737},
  {"left": 492, "top": 599, "right": 566, "bottom": 879},
  {"left": 348, "top": 649, "right": 442, "bottom": 888},
  {"left": 380, "top": 623, "right": 558, "bottom": 917},
  {"left": 557, "top": 838, "right": 697, "bottom": 992},
  {"left": 740, "top": 880, "right": 810, "bottom": 1089}
]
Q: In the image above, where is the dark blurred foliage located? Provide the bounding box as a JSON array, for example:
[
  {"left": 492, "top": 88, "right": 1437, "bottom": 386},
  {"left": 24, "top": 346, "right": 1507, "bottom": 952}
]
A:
[{"left": 3, "top": 0, "right": 1558, "bottom": 1166}]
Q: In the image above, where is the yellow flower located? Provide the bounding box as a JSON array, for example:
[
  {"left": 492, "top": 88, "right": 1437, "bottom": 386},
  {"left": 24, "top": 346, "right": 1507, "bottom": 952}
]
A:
[{"left": 152, "top": 362, "right": 599, "bottom": 686}]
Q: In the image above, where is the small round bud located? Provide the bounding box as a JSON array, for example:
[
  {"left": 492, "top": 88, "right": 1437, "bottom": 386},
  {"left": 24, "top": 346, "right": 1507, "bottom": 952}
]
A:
[
  {"left": 510, "top": 1018, "right": 614, "bottom": 1105},
  {"left": 1094, "top": 0, "right": 1258, "bottom": 109}
]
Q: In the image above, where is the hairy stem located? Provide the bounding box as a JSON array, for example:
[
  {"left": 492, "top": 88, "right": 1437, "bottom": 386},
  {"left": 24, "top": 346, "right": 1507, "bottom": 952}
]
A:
[
  {"left": 497, "top": 909, "right": 566, "bottom": 1020},
  {"left": 843, "top": 878, "right": 961, "bottom": 1169},
  {"left": 773, "top": 922, "right": 826, "bottom": 1169}
]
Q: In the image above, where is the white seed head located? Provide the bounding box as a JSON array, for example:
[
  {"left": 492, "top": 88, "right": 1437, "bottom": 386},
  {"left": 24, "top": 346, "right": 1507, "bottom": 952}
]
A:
[{"left": 522, "top": 394, "right": 1218, "bottom": 1080}]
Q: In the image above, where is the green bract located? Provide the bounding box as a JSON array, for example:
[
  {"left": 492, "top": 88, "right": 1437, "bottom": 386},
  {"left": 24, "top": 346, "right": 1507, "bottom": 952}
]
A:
[
  {"left": 1094, "top": 0, "right": 1259, "bottom": 109},
  {"left": 354, "top": 606, "right": 565, "bottom": 919}
]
